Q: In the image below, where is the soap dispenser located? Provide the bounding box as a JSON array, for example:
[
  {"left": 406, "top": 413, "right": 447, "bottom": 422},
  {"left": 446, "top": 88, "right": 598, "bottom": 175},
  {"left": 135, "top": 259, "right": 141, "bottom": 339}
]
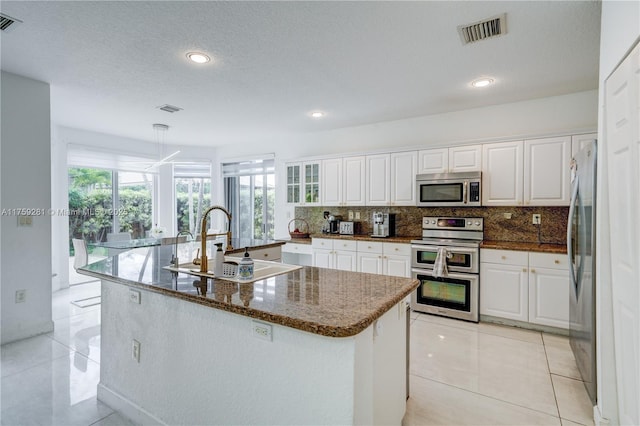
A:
[
  {"left": 237, "top": 247, "right": 254, "bottom": 280},
  {"left": 213, "top": 243, "right": 224, "bottom": 277}
]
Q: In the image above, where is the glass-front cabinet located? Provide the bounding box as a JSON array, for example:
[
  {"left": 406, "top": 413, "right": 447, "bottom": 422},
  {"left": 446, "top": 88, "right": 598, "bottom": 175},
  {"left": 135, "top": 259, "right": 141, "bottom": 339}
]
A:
[{"left": 286, "top": 161, "right": 321, "bottom": 205}]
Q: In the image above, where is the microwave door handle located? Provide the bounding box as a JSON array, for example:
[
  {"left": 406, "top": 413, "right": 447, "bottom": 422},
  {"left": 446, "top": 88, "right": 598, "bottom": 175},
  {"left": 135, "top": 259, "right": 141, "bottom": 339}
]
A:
[{"left": 463, "top": 181, "right": 468, "bottom": 204}]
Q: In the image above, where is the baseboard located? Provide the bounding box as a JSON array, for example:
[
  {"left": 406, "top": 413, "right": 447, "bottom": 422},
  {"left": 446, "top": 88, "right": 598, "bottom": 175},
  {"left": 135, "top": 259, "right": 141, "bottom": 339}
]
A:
[
  {"left": 479, "top": 315, "right": 570, "bottom": 336},
  {"left": 97, "top": 383, "right": 166, "bottom": 426},
  {"left": 594, "top": 404, "right": 611, "bottom": 426},
  {"left": 1, "top": 319, "right": 54, "bottom": 345}
]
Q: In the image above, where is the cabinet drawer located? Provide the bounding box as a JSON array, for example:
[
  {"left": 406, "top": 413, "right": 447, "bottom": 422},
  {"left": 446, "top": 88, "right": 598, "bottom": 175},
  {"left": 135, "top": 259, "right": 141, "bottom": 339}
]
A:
[
  {"left": 357, "top": 241, "right": 383, "bottom": 254},
  {"left": 529, "top": 252, "right": 568, "bottom": 270},
  {"left": 312, "top": 238, "right": 333, "bottom": 249},
  {"left": 383, "top": 242, "right": 411, "bottom": 256},
  {"left": 334, "top": 239, "right": 358, "bottom": 252},
  {"left": 228, "top": 246, "right": 281, "bottom": 261},
  {"left": 481, "top": 249, "right": 528, "bottom": 266},
  {"left": 282, "top": 243, "right": 313, "bottom": 255}
]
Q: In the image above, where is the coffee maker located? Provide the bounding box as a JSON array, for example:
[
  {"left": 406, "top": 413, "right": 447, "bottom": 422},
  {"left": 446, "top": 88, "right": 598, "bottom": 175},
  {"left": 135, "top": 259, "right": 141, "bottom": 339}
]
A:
[
  {"left": 371, "top": 212, "right": 396, "bottom": 238},
  {"left": 322, "top": 211, "right": 342, "bottom": 234}
]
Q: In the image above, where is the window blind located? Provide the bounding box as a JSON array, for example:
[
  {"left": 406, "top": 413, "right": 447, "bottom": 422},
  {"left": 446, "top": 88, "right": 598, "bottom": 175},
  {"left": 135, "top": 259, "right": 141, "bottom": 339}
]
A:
[
  {"left": 173, "top": 162, "right": 212, "bottom": 179},
  {"left": 222, "top": 158, "right": 275, "bottom": 177}
]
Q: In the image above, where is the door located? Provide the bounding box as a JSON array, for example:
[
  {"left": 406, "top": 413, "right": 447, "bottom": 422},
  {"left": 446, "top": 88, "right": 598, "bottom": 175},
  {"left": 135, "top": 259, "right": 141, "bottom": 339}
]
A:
[
  {"left": 605, "top": 42, "right": 640, "bottom": 424},
  {"left": 321, "top": 158, "right": 342, "bottom": 206},
  {"left": 449, "top": 145, "right": 482, "bottom": 172},
  {"left": 343, "top": 156, "right": 366, "bottom": 206},
  {"left": 524, "top": 136, "right": 572, "bottom": 206},
  {"left": 479, "top": 262, "right": 528, "bottom": 322},
  {"left": 366, "top": 154, "right": 391, "bottom": 206},
  {"left": 358, "top": 252, "right": 382, "bottom": 274},
  {"left": 418, "top": 148, "right": 448, "bottom": 174},
  {"left": 482, "top": 141, "right": 524, "bottom": 206},
  {"left": 390, "top": 151, "right": 417, "bottom": 206},
  {"left": 529, "top": 267, "right": 570, "bottom": 329}
]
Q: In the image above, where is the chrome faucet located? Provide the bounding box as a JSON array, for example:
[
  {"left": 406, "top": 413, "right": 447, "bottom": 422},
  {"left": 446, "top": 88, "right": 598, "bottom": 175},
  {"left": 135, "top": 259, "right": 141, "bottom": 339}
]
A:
[
  {"left": 171, "top": 230, "right": 194, "bottom": 268},
  {"left": 199, "top": 205, "right": 233, "bottom": 274}
]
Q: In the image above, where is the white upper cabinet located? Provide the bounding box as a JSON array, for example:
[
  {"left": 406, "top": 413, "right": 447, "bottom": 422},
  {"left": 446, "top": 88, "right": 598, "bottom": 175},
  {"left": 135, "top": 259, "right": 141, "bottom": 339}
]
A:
[
  {"left": 418, "top": 145, "right": 481, "bottom": 174},
  {"left": 524, "top": 136, "right": 572, "bottom": 206},
  {"left": 302, "top": 161, "right": 321, "bottom": 205},
  {"left": 449, "top": 145, "right": 482, "bottom": 172},
  {"left": 418, "top": 148, "right": 448, "bottom": 174},
  {"left": 285, "top": 163, "right": 302, "bottom": 204},
  {"left": 321, "top": 158, "right": 342, "bottom": 206},
  {"left": 390, "top": 151, "right": 417, "bottom": 206},
  {"left": 482, "top": 141, "right": 524, "bottom": 206},
  {"left": 366, "top": 154, "right": 391, "bottom": 206},
  {"left": 571, "top": 133, "right": 597, "bottom": 157},
  {"left": 343, "top": 156, "right": 366, "bottom": 206}
]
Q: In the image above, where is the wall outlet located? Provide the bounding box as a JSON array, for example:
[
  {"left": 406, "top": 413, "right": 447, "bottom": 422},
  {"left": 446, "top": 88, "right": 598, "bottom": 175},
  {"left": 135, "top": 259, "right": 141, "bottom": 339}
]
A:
[
  {"left": 132, "top": 339, "right": 141, "bottom": 362},
  {"left": 348, "top": 210, "right": 354, "bottom": 220},
  {"left": 503, "top": 212, "right": 512, "bottom": 219},
  {"left": 17, "top": 215, "right": 33, "bottom": 227},
  {"left": 355, "top": 211, "right": 361, "bottom": 220},
  {"left": 15, "top": 289, "right": 26, "bottom": 303},
  {"left": 252, "top": 320, "right": 272, "bottom": 341},
  {"left": 129, "top": 289, "right": 141, "bottom": 304},
  {"left": 532, "top": 214, "right": 541, "bottom": 225}
]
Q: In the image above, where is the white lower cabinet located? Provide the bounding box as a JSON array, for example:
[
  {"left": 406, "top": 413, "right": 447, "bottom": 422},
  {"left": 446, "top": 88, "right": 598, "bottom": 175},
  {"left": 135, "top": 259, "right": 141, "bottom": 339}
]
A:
[
  {"left": 314, "top": 239, "right": 410, "bottom": 277},
  {"left": 480, "top": 249, "right": 569, "bottom": 329}
]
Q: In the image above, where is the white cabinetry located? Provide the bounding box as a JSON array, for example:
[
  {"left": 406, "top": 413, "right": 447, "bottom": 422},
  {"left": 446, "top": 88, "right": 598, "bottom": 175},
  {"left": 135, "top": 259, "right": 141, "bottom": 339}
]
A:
[
  {"left": 321, "top": 158, "right": 342, "bottom": 206},
  {"left": 481, "top": 249, "right": 569, "bottom": 329},
  {"left": 524, "top": 136, "right": 572, "bottom": 206},
  {"left": 482, "top": 141, "right": 524, "bottom": 206},
  {"left": 480, "top": 249, "right": 529, "bottom": 321},
  {"left": 285, "top": 161, "right": 321, "bottom": 205},
  {"left": 312, "top": 238, "right": 357, "bottom": 271},
  {"left": 366, "top": 154, "right": 391, "bottom": 206},
  {"left": 343, "top": 156, "right": 366, "bottom": 206},
  {"left": 528, "top": 252, "right": 569, "bottom": 328},
  {"left": 571, "top": 133, "right": 597, "bottom": 157},
  {"left": 357, "top": 241, "right": 384, "bottom": 275},
  {"left": 390, "top": 151, "right": 418, "bottom": 206},
  {"left": 281, "top": 242, "right": 313, "bottom": 266},
  {"left": 418, "top": 145, "right": 481, "bottom": 174},
  {"left": 356, "top": 241, "right": 411, "bottom": 277}
]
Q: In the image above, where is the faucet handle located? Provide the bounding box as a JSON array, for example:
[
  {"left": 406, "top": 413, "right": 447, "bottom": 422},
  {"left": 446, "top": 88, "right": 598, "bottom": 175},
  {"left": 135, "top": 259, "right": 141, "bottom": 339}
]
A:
[{"left": 192, "top": 248, "right": 201, "bottom": 265}]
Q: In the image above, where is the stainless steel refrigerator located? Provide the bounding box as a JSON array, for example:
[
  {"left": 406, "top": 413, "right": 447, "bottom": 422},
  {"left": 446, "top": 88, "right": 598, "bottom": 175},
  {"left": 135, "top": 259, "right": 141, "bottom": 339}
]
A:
[{"left": 567, "top": 140, "right": 597, "bottom": 404}]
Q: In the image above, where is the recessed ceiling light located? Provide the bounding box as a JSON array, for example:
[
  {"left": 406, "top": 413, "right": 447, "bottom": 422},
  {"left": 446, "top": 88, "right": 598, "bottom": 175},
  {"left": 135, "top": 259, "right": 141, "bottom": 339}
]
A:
[
  {"left": 471, "top": 78, "right": 495, "bottom": 88},
  {"left": 186, "top": 52, "right": 211, "bottom": 64},
  {"left": 310, "top": 111, "right": 325, "bottom": 119}
]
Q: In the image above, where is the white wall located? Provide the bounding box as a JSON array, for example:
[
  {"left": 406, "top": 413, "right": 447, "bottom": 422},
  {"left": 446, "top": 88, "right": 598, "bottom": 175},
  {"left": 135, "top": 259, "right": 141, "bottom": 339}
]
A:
[
  {"left": 217, "top": 90, "right": 598, "bottom": 239},
  {"left": 1, "top": 71, "right": 53, "bottom": 344},
  {"left": 52, "top": 126, "right": 219, "bottom": 289},
  {"left": 596, "top": 1, "right": 640, "bottom": 424}
]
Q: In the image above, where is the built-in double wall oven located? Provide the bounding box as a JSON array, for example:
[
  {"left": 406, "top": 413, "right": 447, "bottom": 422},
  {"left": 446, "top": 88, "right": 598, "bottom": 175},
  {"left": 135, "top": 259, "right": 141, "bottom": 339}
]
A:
[{"left": 410, "top": 217, "right": 483, "bottom": 322}]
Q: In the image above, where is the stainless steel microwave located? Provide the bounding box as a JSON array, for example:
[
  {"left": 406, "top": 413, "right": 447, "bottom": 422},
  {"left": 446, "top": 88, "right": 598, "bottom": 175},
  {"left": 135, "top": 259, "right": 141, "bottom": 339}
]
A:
[{"left": 416, "top": 172, "right": 482, "bottom": 207}]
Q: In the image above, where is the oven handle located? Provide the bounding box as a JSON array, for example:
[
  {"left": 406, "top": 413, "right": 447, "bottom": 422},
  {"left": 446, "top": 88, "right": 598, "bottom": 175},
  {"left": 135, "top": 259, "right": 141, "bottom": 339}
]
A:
[
  {"left": 463, "top": 181, "right": 468, "bottom": 204},
  {"left": 411, "top": 268, "right": 479, "bottom": 281},
  {"left": 411, "top": 245, "right": 479, "bottom": 255}
]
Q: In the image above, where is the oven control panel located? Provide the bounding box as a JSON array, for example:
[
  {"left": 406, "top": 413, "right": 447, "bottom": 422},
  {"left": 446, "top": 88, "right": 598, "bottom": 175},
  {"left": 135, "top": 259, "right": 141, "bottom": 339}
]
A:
[{"left": 422, "top": 217, "right": 483, "bottom": 231}]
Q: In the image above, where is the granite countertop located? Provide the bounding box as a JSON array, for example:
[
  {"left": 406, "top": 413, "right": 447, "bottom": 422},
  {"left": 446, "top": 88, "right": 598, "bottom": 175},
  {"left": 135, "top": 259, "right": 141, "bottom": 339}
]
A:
[
  {"left": 79, "top": 244, "right": 419, "bottom": 338},
  {"left": 280, "top": 234, "right": 418, "bottom": 244},
  {"left": 480, "top": 240, "right": 567, "bottom": 254},
  {"left": 224, "top": 238, "right": 285, "bottom": 254}
]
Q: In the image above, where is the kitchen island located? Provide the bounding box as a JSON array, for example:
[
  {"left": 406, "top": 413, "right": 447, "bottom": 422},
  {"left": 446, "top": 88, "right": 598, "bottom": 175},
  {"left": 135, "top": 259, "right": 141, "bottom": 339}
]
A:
[{"left": 78, "top": 243, "right": 418, "bottom": 425}]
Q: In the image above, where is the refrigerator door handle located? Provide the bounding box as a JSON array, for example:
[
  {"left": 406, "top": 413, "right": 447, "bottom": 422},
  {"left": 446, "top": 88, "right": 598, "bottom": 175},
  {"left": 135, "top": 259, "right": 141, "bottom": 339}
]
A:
[{"left": 567, "top": 175, "right": 580, "bottom": 294}]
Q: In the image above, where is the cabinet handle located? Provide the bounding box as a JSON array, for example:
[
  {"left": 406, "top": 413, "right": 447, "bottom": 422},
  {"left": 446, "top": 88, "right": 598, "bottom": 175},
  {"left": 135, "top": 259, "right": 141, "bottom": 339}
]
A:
[
  {"left": 264, "top": 253, "right": 269, "bottom": 257},
  {"left": 395, "top": 248, "right": 399, "bottom": 251},
  {"left": 522, "top": 268, "right": 527, "bottom": 272},
  {"left": 554, "top": 260, "right": 560, "bottom": 264},
  {"left": 501, "top": 256, "right": 506, "bottom": 260},
  {"left": 531, "top": 269, "right": 536, "bottom": 273}
]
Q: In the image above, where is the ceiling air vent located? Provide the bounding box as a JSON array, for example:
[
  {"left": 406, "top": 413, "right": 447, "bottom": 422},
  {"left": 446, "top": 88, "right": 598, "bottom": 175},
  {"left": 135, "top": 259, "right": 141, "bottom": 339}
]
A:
[
  {"left": 0, "top": 13, "right": 23, "bottom": 33},
  {"left": 458, "top": 13, "right": 506, "bottom": 45},
  {"left": 157, "top": 104, "right": 183, "bottom": 113}
]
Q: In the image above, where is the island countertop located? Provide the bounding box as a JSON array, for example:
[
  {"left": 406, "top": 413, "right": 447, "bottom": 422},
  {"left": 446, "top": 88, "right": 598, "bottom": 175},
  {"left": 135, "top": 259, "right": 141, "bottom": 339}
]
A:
[{"left": 79, "top": 244, "right": 419, "bottom": 338}]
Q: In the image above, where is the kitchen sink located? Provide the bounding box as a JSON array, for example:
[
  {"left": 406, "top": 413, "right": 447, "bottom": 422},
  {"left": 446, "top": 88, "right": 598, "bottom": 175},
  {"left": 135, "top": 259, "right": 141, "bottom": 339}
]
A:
[{"left": 163, "top": 257, "right": 302, "bottom": 283}]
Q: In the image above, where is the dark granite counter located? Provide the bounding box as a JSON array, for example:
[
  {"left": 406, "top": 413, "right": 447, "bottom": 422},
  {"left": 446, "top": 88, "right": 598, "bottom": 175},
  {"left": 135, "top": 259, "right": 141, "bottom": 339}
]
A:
[
  {"left": 279, "top": 234, "right": 418, "bottom": 244},
  {"left": 224, "top": 238, "right": 285, "bottom": 254},
  {"left": 481, "top": 240, "right": 567, "bottom": 254},
  {"left": 78, "top": 244, "right": 419, "bottom": 338}
]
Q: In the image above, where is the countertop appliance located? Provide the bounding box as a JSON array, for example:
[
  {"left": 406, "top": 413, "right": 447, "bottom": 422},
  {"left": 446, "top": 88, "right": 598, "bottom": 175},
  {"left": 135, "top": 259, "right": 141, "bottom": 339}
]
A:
[
  {"left": 322, "top": 212, "right": 342, "bottom": 234},
  {"left": 568, "top": 140, "right": 597, "bottom": 405},
  {"left": 410, "top": 217, "right": 483, "bottom": 322},
  {"left": 339, "top": 221, "right": 360, "bottom": 235},
  {"left": 371, "top": 212, "right": 396, "bottom": 238},
  {"left": 416, "top": 171, "right": 482, "bottom": 207}
]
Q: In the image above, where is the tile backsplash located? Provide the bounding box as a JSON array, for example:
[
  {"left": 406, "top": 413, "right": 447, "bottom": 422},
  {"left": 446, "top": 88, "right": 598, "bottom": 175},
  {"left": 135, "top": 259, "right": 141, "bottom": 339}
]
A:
[{"left": 293, "top": 206, "right": 569, "bottom": 245}]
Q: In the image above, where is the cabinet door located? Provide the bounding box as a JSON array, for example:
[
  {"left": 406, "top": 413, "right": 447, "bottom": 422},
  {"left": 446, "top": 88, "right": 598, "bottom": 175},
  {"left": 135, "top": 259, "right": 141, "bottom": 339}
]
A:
[
  {"left": 524, "top": 136, "right": 572, "bottom": 206},
  {"left": 390, "top": 151, "right": 417, "bottom": 206},
  {"left": 343, "top": 156, "right": 366, "bottom": 206},
  {"left": 321, "top": 158, "right": 342, "bottom": 206},
  {"left": 313, "top": 248, "right": 333, "bottom": 269},
  {"left": 303, "top": 162, "right": 321, "bottom": 205},
  {"left": 480, "top": 262, "right": 528, "bottom": 321},
  {"left": 482, "top": 141, "right": 524, "bottom": 206},
  {"left": 384, "top": 255, "right": 411, "bottom": 278},
  {"left": 285, "top": 163, "right": 301, "bottom": 204},
  {"left": 449, "top": 145, "right": 482, "bottom": 172},
  {"left": 571, "top": 133, "right": 597, "bottom": 158},
  {"left": 418, "top": 148, "right": 448, "bottom": 174},
  {"left": 366, "top": 154, "right": 391, "bottom": 206},
  {"left": 528, "top": 267, "right": 570, "bottom": 329},
  {"left": 358, "top": 252, "right": 383, "bottom": 274},
  {"left": 335, "top": 250, "right": 357, "bottom": 272}
]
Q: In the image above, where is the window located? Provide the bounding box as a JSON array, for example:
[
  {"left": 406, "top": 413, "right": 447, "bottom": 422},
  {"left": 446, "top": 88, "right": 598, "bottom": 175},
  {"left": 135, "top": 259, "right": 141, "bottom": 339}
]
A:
[
  {"left": 174, "top": 163, "right": 212, "bottom": 234},
  {"left": 223, "top": 158, "right": 275, "bottom": 240}
]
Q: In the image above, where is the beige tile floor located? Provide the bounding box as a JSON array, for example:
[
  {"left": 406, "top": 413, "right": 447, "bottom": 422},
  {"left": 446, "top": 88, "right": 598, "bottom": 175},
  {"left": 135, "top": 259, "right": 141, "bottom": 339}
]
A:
[
  {"left": 1, "top": 284, "right": 594, "bottom": 425},
  {"left": 404, "top": 312, "right": 595, "bottom": 426}
]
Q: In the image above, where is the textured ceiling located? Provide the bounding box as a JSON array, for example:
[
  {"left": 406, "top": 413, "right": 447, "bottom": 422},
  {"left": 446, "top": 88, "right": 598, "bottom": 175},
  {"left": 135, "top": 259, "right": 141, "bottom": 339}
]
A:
[{"left": 0, "top": 1, "right": 601, "bottom": 147}]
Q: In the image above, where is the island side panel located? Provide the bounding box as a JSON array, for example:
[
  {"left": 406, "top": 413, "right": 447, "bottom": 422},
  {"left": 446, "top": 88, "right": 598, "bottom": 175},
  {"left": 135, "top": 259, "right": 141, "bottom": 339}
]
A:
[{"left": 98, "top": 279, "right": 359, "bottom": 425}]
